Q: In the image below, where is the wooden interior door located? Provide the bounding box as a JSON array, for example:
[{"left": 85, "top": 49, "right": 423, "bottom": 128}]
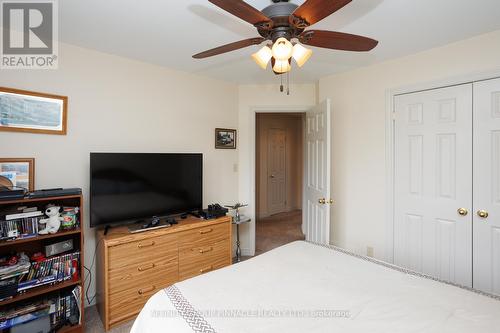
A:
[
  {"left": 267, "top": 128, "right": 287, "bottom": 215},
  {"left": 394, "top": 84, "right": 473, "bottom": 286},
  {"left": 473, "top": 77, "right": 500, "bottom": 295},
  {"left": 303, "top": 100, "right": 331, "bottom": 244}
]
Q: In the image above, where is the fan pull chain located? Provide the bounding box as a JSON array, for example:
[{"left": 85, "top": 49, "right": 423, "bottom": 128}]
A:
[
  {"left": 287, "top": 71, "right": 290, "bottom": 95},
  {"left": 280, "top": 65, "right": 284, "bottom": 92}
]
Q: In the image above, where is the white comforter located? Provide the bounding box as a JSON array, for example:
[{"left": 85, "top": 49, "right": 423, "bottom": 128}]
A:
[{"left": 131, "top": 241, "right": 500, "bottom": 333}]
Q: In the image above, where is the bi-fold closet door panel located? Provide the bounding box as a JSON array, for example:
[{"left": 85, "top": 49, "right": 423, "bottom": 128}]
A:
[
  {"left": 394, "top": 84, "right": 473, "bottom": 287},
  {"left": 473, "top": 77, "right": 500, "bottom": 295}
]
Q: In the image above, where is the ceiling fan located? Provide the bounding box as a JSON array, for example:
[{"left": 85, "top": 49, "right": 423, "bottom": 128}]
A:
[{"left": 193, "top": 0, "right": 379, "bottom": 76}]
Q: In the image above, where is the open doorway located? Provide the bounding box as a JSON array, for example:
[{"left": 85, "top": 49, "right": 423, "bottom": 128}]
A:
[{"left": 255, "top": 113, "right": 305, "bottom": 256}]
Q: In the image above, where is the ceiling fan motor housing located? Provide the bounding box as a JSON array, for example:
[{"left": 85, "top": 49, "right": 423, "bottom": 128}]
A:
[{"left": 258, "top": 1, "right": 304, "bottom": 42}]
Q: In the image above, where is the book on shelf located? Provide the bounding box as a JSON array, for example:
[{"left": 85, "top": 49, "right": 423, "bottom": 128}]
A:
[
  {"left": 17, "top": 251, "right": 80, "bottom": 292},
  {"left": 0, "top": 216, "right": 40, "bottom": 241},
  {"left": 0, "top": 307, "right": 51, "bottom": 330},
  {"left": 0, "top": 286, "right": 81, "bottom": 330},
  {"left": 5, "top": 210, "right": 43, "bottom": 221}
]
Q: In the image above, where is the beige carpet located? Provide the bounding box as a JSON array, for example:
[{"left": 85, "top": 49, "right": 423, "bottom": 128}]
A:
[
  {"left": 255, "top": 210, "right": 305, "bottom": 256},
  {"left": 84, "top": 305, "right": 133, "bottom": 333}
]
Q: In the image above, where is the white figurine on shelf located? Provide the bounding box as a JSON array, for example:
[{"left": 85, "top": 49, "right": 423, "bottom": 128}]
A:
[{"left": 38, "top": 206, "right": 63, "bottom": 234}]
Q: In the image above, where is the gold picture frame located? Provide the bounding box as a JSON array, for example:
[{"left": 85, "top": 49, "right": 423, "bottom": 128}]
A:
[
  {"left": 0, "top": 158, "right": 35, "bottom": 191},
  {"left": 215, "top": 128, "right": 237, "bottom": 149},
  {"left": 0, "top": 87, "right": 68, "bottom": 135}
]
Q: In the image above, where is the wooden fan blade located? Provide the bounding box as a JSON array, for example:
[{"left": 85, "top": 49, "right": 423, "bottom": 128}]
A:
[
  {"left": 209, "top": 0, "right": 273, "bottom": 28},
  {"left": 300, "top": 30, "right": 378, "bottom": 52},
  {"left": 290, "top": 0, "right": 351, "bottom": 27},
  {"left": 193, "top": 37, "right": 265, "bottom": 59}
]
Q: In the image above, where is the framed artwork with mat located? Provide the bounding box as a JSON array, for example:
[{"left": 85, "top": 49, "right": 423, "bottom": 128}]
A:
[{"left": 0, "top": 158, "right": 35, "bottom": 191}]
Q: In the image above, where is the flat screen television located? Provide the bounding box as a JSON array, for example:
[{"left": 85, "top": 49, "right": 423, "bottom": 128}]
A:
[{"left": 90, "top": 153, "right": 202, "bottom": 228}]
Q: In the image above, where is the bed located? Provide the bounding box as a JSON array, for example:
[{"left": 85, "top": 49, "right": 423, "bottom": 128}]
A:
[{"left": 131, "top": 241, "right": 500, "bottom": 333}]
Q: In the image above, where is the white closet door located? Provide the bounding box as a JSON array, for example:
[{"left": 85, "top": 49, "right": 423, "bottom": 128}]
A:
[
  {"left": 473, "top": 78, "right": 500, "bottom": 295},
  {"left": 394, "top": 84, "right": 473, "bottom": 286}
]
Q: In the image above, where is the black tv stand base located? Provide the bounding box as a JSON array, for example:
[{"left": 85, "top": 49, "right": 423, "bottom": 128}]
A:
[
  {"left": 180, "top": 211, "right": 201, "bottom": 219},
  {"left": 104, "top": 225, "right": 112, "bottom": 236},
  {"left": 189, "top": 211, "right": 201, "bottom": 218}
]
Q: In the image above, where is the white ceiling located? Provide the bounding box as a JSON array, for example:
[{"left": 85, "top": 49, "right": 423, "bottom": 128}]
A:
[{"left": 59, "top": 0, "right": 500, "bottom": 84}]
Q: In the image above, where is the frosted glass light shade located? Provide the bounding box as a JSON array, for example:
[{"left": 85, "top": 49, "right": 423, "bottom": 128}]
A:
[
  {"left": 251, "top": 46, "right": 272, "bottom": 69},
  {"left": 272, "top": 58, "right": 291, "bottom": 73},
  {"left": 271, "top": 37, "right": 293, "bottom": 61},
  {"left": 292, "top": 43, "right": 313, "bottom": 67}
]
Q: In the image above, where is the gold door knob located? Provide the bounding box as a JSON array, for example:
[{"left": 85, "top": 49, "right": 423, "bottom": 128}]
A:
[
  {"left": 477, "top": 210, "right": 489, "bottom": 218},
  {"left": 318, "top": 198, "right": 326, "bottom": 204},
  {"left": 457, "top": 208, "right": 468, "bottom": 216},
  {"left": 328, "top": 199, "right": 334, "bottom": 204}
]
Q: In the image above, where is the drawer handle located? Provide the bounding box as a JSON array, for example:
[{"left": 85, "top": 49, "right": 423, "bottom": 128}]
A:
[
  {"left": 137, "top": 263, "right": 155, "bottom": 272},
  {"left": 199, "top": 247, "right": 213, "bottom": 254},
  {"left": 138, "top": 285, "right": 156, "bottom": 295},
  {"left": 138, "top": 241, "right": 155, "bottom": 248},
  {"left": 199, "top": 228, "right": 213, "bottom": 235},
  {"left": 199, "top": 265, "right": 213, "bottom": 274}
]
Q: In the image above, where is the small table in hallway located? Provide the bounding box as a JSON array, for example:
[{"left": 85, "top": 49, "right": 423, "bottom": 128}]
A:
[{"left": 233, "top": 215, "right": 251, "bottom": 263}]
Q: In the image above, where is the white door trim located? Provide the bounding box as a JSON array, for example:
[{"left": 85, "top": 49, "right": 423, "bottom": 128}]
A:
[
  {"left": 385, "top": 67, "right": 500, "bottom": 263},
  {"left": 247, "top": 105, "right": 313, "bottom": 256}
]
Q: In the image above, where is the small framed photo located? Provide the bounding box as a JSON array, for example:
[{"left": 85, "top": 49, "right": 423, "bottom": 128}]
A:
[
  {"left": 215, "top": 128, "right": 237, "bottom": 149},
  {"left": 0, "top": 87, "right": 68, "bottom": 135},
  {"left": 0, "top": 158, "right": 35, "bottom": 191}
]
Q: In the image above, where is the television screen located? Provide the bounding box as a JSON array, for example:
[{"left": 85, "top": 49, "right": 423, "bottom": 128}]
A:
[{"left": 90, "top": 153, "right": 202, "bottom": 228}]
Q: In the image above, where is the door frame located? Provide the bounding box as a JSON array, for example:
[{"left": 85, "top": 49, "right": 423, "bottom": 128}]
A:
[
  {"left": 385, "top": 68, "right": 500, "bottom": 263},
  {"left": 248, "top": 106, "right": 311, "bottom": 256}
]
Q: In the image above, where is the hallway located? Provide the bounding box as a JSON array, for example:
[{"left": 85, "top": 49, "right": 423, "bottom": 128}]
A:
[{"left": 255, "top": 210, "right": 305, "bottom": 256}]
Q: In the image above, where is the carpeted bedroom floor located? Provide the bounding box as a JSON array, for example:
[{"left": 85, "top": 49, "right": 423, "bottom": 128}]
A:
[
  {"left": 255, "top": 209, "right": 305, "bottom": 256},
  {"left": 85, "top": 305, "right": 133, "bottom": 333}
]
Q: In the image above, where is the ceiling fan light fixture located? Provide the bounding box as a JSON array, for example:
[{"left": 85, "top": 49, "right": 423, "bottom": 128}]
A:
[
  {"left": 251, "top": 45, "right": 273, "bottom": 69},
  {"left": 292, "top": 43, "right": 313, "bottom": 67},
  {"left": 271, "top": 37, "right": 293, "bottom": 61},
  {"left": 272, "top": 58, "right": 291, "bottom": 74}
]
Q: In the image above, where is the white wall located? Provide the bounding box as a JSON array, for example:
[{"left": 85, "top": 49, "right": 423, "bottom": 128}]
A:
[
  {"left": 238, "top": 84, "right": 316, "bottom": 255},
  {"left": 0, "top": 43, "right": 239, "bottom": 305},
  {"left": 319, "top": 29, "right": 500, "bottom": 260}
]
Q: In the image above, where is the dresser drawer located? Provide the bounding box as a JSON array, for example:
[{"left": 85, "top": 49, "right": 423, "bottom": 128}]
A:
[
  {"left": 108, "top": 269, "right": 176, "bottom": 326},
  {"left": 108, "top": 234, "right": 177, "bottom": 270},
  {"left": 98, "top": 217, "right": 232, "bottom": 331},
  {"left": 178, "top": 222, "right": 229, "bottom": 251},
  {"left": 108, "top": 250, "right": 178, "bottom": 295},
  {"left": 179, "top": 238, "right": 230, "bottom": 280}
]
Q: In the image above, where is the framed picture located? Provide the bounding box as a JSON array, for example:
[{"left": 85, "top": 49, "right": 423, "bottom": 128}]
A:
[
  {"left": 215, "top": 128, "right": 237, "bottom": 149},
  {"left": 0, "top": 87, "right": 68, "bottom": 135},
  {"left": 0, "top": 158, "right": 35, "bottom": 191}
]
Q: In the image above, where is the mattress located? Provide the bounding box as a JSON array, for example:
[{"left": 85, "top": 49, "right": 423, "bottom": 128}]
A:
[{"left": 131, "top": 241, "right": 500, "bottom": 333}]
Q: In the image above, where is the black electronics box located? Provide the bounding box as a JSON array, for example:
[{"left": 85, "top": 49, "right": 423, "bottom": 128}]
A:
[
  {"left": 0, "top": 276, "right": 18, "bottom": 301},
  {"left": 199, "top": 207, "right": 228, "bottom": 220},
  {"left": 27, "top": 188, "right": 82, "bottom": 199},
  {"left": 0, "top": 188, "right": 25, "bottom": 201}
]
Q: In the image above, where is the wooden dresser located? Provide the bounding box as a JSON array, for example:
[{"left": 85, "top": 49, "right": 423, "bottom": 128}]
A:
[{"left": 96, "top": 216, "right": 232, "bottom": 330}]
